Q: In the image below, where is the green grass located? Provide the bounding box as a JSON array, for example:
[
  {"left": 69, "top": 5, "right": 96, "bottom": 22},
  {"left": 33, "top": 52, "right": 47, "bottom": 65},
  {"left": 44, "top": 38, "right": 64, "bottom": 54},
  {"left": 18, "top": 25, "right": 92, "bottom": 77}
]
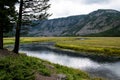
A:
[
  {"left": 4, "top": 37, "right": 120, "bottom": 57},
  {"left": 0, "top": 54, "right": 104, "bottom": 80},
  {"left": 55, "top": 37, "right": 120, "bottom": 57},
  {"left": 0, "top": 54, "right": 51, "bottom": 80},
  {"left": 54, "top": 64, "right": 104, "bottom": 80}
]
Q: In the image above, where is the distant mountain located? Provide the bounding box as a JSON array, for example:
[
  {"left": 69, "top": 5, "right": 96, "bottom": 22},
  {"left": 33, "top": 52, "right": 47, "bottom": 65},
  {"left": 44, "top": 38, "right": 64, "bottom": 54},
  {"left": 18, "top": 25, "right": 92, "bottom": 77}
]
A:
[{"left": 25, "top": 9, "right": 120, "bottom": 37}]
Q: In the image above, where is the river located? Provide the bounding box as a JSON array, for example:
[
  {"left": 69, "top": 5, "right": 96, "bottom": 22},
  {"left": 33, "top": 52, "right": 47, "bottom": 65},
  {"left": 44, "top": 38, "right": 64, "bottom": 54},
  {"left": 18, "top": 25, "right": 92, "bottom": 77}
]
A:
[{"left": 18, "top": 43, "right": 120, "bottom": 80}]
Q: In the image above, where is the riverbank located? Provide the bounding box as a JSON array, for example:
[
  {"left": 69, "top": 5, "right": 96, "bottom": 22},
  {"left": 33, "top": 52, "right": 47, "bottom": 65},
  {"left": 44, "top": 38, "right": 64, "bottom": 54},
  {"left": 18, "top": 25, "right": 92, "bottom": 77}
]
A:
[
  {"left": 0, "top": 49, "right": 104, "bottom": 80},
  {"left": 55, "top": 37, "right": 120, "bottom": 57},
  {"left": 4, "top": 37, "right": 120, "bottom": 57}
]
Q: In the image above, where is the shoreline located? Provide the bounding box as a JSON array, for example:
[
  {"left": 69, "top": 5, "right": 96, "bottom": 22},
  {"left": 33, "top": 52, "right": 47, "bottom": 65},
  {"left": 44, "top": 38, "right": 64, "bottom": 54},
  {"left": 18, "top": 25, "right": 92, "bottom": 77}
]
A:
[{"left": 4, "top": 37, "right": 120, "bottom": 62}]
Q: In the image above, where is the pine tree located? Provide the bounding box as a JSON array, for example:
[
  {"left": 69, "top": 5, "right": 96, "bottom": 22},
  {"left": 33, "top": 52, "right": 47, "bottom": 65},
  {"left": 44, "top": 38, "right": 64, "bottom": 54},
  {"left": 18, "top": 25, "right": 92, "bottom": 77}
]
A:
[
  {"left": 0, "top": 0, "right": 17, "bottom": 49},
  {"left": 13, "top": 0, "right": 50, "bottom": 53}
]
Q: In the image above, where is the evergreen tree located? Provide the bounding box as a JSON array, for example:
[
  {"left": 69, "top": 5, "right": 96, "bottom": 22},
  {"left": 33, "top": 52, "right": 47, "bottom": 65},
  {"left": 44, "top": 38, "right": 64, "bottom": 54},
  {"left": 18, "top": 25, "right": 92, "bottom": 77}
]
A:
[
  {"left": 0, "top": 0, "right": 17, "bottom": 49},
  {"left": 13, "top": 0, "right": 50, "bottom": 53}
]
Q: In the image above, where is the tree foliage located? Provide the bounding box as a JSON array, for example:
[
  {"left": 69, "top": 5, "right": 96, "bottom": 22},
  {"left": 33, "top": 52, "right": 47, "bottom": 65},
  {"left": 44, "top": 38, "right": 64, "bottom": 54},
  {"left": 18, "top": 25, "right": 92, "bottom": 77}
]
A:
[
  {"left": 13, "top": 0, "right": 51, "bottom": 53},
  {"left": 0, "top": 0, "right": 17, "bottom": 49},
  {"left": 22, "top": 0, "right": 51, "bottom": 25},
  {"left": 0, "top": 0, "right": 17, "bottom": 33}
]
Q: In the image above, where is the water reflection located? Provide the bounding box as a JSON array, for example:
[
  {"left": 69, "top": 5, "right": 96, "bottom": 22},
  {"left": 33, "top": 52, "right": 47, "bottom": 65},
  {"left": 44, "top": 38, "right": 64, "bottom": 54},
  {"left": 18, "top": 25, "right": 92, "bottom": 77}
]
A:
[
  {"left": 20, "top": 43, "right": 120, "bottom": 80},
  {"left": 21, "top": 50, "right": 101, "bottom": 69}
]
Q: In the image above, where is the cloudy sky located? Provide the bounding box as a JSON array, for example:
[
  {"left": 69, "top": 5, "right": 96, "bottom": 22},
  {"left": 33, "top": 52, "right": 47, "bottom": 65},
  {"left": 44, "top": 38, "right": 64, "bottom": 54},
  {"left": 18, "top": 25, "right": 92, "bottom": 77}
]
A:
[{"left": 48, "top": 0, "right": 120, "bottom": 19}]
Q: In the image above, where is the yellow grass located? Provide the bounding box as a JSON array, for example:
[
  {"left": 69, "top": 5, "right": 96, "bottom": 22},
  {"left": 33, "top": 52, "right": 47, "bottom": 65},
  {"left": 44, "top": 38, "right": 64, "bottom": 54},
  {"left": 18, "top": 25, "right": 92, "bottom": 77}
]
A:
[{"left": 4, "top": 37, "right": 120, "bottom": 56}]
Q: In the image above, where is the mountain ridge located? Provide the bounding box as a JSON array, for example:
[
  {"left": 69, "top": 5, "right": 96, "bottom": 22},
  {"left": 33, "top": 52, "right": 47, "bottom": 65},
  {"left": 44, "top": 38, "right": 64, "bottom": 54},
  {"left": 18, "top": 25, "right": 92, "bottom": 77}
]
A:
[{"left": 25, "top": 9, "right": 120, "bottom": 37}]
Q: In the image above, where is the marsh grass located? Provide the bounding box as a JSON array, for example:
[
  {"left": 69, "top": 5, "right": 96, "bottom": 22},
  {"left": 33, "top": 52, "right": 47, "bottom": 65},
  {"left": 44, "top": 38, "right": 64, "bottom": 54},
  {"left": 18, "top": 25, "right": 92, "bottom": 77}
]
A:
[
  {"left": 55, "top": 37, "right": 120, "bottom": 56},
  {"left": 4, "top": 37, "right": 120, "bottom": 57}
]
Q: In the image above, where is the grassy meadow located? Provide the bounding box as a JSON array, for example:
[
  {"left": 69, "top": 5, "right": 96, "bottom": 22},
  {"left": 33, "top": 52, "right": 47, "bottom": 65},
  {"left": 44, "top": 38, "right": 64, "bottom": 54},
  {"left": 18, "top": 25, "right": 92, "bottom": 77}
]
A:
[
  {"left": 4, "top": 37, "right": 120, "bottom": 57},
  {"left": 0, "top": 54, "right": 104, "bottom": 80}
]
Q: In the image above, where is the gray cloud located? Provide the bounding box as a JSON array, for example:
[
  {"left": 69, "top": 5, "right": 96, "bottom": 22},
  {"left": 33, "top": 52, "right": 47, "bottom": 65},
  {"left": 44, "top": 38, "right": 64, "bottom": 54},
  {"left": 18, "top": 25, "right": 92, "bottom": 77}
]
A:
[
  {"left": 48, "top": 0, "right": 120, "bottom": 19},
  {"left": 83, "top": 0, "right": 110, "bottom": 4}
]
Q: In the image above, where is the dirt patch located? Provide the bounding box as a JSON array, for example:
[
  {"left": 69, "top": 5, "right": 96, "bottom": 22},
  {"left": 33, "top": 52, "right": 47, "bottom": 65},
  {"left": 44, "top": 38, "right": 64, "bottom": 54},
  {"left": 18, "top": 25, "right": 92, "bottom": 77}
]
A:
[
  {"left": 35, "top": 73, "right": 58, "bottom": 80},
  {"left": 35, "top": 73, "right": 67, "bottom": 80},
  {"left": 0, "top": 48, "right": 17, "bottom": 57}
]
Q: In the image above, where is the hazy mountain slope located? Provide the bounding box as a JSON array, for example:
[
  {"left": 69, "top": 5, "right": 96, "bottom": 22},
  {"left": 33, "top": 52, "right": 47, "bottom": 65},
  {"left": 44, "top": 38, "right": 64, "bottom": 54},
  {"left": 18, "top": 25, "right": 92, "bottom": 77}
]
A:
[
  {"left": 26, "top": 9, "right": 120, "bottom": 36},
  {"left": 75, "top": 9, "right": 120, "bottom": 36}
]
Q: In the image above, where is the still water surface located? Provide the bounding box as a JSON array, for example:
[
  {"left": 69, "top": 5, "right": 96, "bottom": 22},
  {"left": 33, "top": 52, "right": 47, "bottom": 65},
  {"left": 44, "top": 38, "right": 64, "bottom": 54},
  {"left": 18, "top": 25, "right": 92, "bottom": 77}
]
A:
[{"left": 19, "top": 43, "right": 120, "bottom": 80}]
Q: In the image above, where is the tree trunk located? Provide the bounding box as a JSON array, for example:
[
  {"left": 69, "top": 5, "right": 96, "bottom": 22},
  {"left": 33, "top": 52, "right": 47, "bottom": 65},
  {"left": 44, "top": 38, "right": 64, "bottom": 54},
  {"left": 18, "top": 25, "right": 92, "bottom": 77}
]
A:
[
  {"left": 0, "top": 24, "right": 3, "bottom": 49},
  {"left": 0, "top": 4, "right": 4, "bottom": 50},
  {"left": 13, "top": 0, "right": 23, "bottom": 53}
]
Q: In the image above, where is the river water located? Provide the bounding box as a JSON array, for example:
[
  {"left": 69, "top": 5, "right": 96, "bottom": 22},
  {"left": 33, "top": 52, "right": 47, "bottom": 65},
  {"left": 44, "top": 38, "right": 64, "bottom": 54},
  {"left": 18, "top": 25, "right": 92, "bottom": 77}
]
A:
[{"left": 19, "top": 43, "right": 120, "bottom": 80}]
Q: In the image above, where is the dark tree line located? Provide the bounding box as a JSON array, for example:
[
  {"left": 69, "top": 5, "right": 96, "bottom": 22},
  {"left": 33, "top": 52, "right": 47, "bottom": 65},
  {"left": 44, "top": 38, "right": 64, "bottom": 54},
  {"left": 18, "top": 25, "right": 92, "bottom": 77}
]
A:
[
  {"left": 0, "top": 0, "right": 50, "bottom": 53},
  {"left": 0, "top": 0, "right": 17, "bottom": 49}
]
